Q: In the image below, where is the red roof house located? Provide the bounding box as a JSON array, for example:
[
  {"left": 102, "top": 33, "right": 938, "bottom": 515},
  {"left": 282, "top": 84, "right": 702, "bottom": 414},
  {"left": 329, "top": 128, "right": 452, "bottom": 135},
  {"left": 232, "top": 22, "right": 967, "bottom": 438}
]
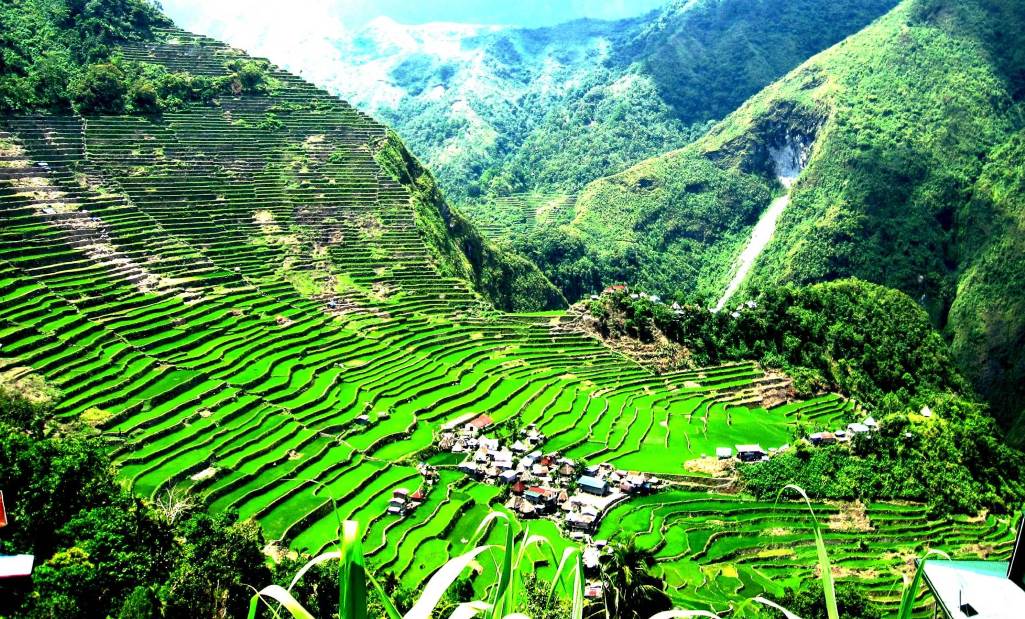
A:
[{"left": 467, "top": 414, "right": 494, "bottom": 431}]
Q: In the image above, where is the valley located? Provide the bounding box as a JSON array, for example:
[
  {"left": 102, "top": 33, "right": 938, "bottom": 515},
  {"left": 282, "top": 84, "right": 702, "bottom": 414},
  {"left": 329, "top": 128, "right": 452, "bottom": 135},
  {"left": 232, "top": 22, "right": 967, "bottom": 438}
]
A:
[{"left": 1, "top": 0, "right": 1024, "bottom": 618}]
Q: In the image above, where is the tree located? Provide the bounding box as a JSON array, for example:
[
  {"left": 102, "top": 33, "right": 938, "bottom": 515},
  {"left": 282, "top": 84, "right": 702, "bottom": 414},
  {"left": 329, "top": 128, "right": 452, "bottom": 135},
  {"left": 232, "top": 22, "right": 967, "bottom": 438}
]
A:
[
  {"left": 72, "top": 63, "right": 127, "bottom": 114},
  {"left": 594, "top": 541, "right": 672, "bottom": 619},
  {"left": 30, "top": 501, "right": 175, "bottom": 618},
  {"left": 0, "top": 372, "right": 60, "bottom": 437},
  {"left": 776, "top": 583, "right": 883, "bottom": 619},
  {"left": 236, "top": 61, "right": 267, "bottom": 92},
  {"left": 130, "top": 79, "right": 159, "bottom": 113},
  {"left": 162, "top": 510, "right": 271, "bottom": 619},
  {"left": 118, "top": 586, "right": 162, "bottom": 619}
]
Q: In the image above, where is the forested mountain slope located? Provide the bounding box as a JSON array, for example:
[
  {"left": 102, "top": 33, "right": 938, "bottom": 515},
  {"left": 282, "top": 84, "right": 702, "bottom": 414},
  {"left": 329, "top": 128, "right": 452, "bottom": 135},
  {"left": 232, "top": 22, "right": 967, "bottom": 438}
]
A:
[
  {"left": 331, "top": 0, "right": 898, "bottom": 204},
  {"left": 555, "top": 0, "right": 1025, "bottom": 440}
]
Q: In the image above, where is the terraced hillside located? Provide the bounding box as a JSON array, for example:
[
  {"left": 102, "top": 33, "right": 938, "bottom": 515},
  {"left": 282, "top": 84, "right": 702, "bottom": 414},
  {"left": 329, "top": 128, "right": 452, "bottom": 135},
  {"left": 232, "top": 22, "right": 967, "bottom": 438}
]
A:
[
  {"left": 461, "top": 193, "right": 577, "bottom": 240},
  {"left": 0, "top": 26, "right": 1012, "bottom": 612},
  {"left": 597, "top": 492, "right": 1019, "bottom": 613}
]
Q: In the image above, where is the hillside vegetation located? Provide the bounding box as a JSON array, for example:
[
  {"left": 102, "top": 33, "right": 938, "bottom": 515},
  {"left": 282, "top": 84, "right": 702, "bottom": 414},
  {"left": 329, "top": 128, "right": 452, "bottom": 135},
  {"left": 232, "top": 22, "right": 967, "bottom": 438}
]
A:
[
  {"left": 3, "top": 1, "right": 1024, "bottom": 617},
  {"left": 553, "top": 0, "right": 1025, "bottom": 438},
  {"left": 585, "top": 280, "right": 1025, "bottom": 514}
]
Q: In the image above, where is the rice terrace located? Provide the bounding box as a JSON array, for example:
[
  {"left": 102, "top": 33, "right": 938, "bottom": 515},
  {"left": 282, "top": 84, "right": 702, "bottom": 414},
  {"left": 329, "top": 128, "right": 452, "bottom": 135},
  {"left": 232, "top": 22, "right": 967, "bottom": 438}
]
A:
[{"left": 3, "top": 1, "right": 1025, "bottom": 618}]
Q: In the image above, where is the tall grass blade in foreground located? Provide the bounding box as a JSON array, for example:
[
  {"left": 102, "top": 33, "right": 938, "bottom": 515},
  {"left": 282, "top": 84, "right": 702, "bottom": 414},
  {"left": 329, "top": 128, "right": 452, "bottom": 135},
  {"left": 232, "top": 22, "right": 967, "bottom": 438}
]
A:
[
  {"left": 339, "top": 520, "right": 368, "bottom": 619},
  {"left": 753, "top": 596, "right": 802, "bottom": 619},
  {"left": 402, "top": 546, "right": 497, "bottom": 619},
  {"left": 897, "top": 549, "right": 950, "bottom": 619},
  {"left": 777, "top": 485, "right": 838, "bottom": 619},
  {"left": 247, "top": 585, "right": 316, "bottom": 619}
]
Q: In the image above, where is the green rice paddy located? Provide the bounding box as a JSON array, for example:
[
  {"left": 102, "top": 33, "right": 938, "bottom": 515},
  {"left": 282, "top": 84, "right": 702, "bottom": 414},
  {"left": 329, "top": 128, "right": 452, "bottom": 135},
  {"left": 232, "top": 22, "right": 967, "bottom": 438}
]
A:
[{"left": 0, "top": 27, "right": 1014, "bottom": 614}]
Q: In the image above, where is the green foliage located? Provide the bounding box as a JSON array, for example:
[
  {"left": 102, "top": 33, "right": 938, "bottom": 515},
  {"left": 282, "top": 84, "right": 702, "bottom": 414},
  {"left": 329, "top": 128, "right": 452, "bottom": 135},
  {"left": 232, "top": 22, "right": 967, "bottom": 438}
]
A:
[
  {"left": 743, "top": 394, "right": 1025, "bottom": 514},
  {"left": 588, "top": 280, "right": 1025, "bottom": 514},
  {"left": 776, "top": 583, "right": 882, "bottom": 619},
  {"left": 164, "top": 511, "right": 271, "bottom": 619},
  {"left": 592, "top": 540, "right": 672, "bottom": 619},
  {"left": 129, "top": 77, "right": 159, "bottom": 113},
  {"left": 379, "top": 0, "right": 897, "bottom": 206},
  {"left": 946, "top": 130, "right": 1025, "bottom": 440},
  {"left": 0, "top": 0, "right": 273, "bottom": 114},
  {"left": 591, "top": 279, "right": 965, "bottom": 404},
  {"left": 519, "top": 150, "right": 775, "bottom": 302},
  {"left": 0, "top": 372, "right": 60, "bottom": 437},
  {"left": 71, "top": 62, "right": 127, "bottom": 113},
  {"left": 118, "top": 586, "right": 162, "bottom": 619},
  {"left": 0, "top": 378, "right": 275, "bottom": 618},
  {"left": 0, "top": 0, "right": 168, "bottom": 112}
]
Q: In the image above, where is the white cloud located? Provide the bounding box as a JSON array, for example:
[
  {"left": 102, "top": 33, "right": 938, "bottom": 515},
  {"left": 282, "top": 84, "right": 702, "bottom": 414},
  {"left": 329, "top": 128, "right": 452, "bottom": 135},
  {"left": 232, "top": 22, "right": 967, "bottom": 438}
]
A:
[{"left": 161, "top": 0, "right": 351, "bottom": 84}]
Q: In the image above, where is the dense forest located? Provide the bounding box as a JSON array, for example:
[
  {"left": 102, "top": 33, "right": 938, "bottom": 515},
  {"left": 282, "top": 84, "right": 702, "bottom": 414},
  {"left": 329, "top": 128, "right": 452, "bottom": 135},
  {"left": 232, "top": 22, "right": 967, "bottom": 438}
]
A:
[
  {"left": 0, "top": 0, "right": 278, "bottom": 115},
  {"left": 332, "top": 0, "right": 898, "bottom": 204}
]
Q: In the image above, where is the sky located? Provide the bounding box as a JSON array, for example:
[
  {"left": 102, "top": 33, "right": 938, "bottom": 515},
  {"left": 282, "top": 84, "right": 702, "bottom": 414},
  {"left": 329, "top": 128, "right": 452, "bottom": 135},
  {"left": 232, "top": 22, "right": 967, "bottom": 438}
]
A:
[{"left": 161, "top": 0, "right": 668, "bottom": 32}]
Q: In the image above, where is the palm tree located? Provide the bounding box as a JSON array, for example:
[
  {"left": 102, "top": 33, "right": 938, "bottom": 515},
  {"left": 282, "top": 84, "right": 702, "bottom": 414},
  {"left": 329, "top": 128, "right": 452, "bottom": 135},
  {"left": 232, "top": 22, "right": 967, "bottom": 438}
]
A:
[{"left": 593, "top": 540, "right": 672, "bottom": 619}]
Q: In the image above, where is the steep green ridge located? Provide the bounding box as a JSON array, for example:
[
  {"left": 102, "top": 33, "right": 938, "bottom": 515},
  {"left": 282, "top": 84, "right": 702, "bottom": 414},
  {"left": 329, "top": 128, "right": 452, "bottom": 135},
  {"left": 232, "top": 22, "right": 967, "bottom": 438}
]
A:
[
  {"left": 560, "top": 0, "right": 1025, "bottom": 436},
  {"left": 479, "top": 0, "right": 899, "bottom": 199},
  {"left": 373, "top": 131, "right": 567, "bottom": 312}
]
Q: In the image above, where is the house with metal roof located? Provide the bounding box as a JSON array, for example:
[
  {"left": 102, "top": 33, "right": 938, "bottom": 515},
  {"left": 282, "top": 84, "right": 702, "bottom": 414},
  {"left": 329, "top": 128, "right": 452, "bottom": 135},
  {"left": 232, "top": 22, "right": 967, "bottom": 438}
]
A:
[
  {"left": 922, "top": 514, "right": 1025, "bottom": 618},
  {"left": 578, "top": 475, "right": 609, "bottom": 496},
  {"left": 736, "top": 444, "right": 768, "bottom": 462}
]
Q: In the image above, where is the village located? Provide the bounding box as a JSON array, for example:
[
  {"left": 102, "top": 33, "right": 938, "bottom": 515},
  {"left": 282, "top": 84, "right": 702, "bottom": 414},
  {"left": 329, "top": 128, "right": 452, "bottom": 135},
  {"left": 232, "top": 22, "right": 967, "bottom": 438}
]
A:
[
  {"left": 384, "top": 409, "right": 887, "bottom": 533},
  {"left": 384, "top": 414, "right": 660, "bottom": 541},
  {"left": 376, "top": 405, "right": 886, "bottom": 603}
]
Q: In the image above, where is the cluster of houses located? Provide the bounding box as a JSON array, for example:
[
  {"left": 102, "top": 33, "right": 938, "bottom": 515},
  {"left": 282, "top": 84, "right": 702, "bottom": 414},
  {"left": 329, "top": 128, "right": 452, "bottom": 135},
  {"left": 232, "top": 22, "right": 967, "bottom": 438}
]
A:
[
  {"left": 713, "top": 417, "right": 882, "bottom": 463},
  {"left": 386, "top": 463, "right": 439, "bottom": 517},
  {"left": 808, "top": 416, "right": 879, "bottom": 446},
  {"left": 594, "top": 284, "right": 759, "bottom": 318},
  {"left": 440, "top": 415, "right": 663, "bottom": 533}
]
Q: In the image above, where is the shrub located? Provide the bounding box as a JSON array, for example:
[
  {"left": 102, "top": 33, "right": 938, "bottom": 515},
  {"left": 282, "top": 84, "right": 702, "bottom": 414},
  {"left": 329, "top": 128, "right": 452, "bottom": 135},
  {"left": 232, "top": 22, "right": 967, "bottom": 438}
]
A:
[
  {"left": 129, "top": 79, "right": 159, "bottom": 113},
  {"left": 72, "top": 63, "right": 127, "bottom": 114}
]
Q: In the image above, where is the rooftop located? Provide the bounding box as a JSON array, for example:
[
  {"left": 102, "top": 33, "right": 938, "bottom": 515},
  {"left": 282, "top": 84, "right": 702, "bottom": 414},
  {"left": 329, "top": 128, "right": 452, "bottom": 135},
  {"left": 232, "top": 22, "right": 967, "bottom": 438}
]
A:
[{"left": 923, "top": 560, "right": 1025, "bottom": 619}]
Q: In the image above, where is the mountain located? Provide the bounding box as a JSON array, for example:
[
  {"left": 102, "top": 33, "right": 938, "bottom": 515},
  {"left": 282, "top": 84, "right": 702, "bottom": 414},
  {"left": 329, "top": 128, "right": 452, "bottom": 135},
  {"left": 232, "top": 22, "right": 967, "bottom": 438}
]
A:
[
  {"left": 4, "top": 2, "right": 1025, "bottom": 617},
  {"left": 547, "top": 0, "right": 1025, "bottom": 438},
  {"left": 330, "top": 0, "right": 900, "bottom": 204}
]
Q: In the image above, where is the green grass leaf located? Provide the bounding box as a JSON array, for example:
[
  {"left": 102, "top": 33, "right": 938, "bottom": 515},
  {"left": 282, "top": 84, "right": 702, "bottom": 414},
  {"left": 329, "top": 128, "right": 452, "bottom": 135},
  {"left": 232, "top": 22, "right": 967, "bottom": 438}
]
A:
[
  {"left": 753, "top": 595, "right": 803, "bottom": 619},
  {"left": 897, "top": 550, "right": 950, "bottom": 619},
  {"left": 779, "top": 484, "right": 837, "bottom": 619},
  {"left": 247, "top": 585, "right": 316, "bottom": 619},
  {"left": 403, "top": 545, "right": 497, "bottom": 619},
  {"left": 287, "top": 551, "right": 341, "bottom": 592},
  {"left": 339, "top": 520, "right": 367, "bottom": 619},
  {"left": 368, "top": 571, "right": 404, "bottom": 619}
]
